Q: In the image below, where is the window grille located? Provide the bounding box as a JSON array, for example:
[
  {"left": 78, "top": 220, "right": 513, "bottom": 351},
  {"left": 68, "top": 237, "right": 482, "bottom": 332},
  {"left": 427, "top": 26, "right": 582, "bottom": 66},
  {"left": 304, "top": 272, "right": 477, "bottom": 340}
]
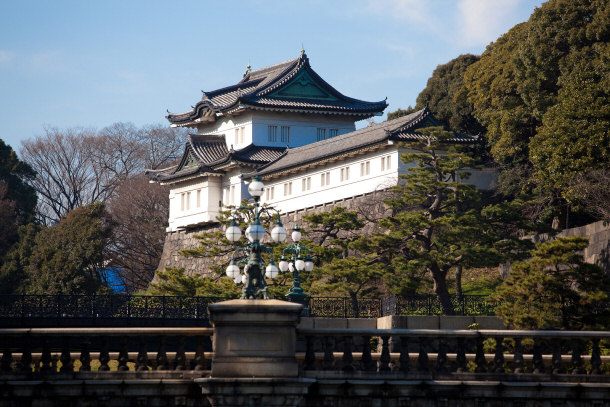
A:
[{"left": 268, "top": 126, "right": 277, "bottom": 142}]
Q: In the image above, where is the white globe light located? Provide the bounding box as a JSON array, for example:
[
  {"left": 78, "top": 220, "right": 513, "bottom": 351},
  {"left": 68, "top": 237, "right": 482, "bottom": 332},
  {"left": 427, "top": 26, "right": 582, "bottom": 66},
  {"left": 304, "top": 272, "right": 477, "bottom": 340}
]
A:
[
  {"left": 233, "top": 274, "right": 242, "bottom": 284},
  {"left": 225, "top": 263, "right": 240, "bottom": 279},
  {"left": 305, "top": 260, "right": 314, "bottom": 272},
  {"left": 265, "top": 263, "right": 279, "bottom": 279},
  {"left": 289, "top": 262, "right": 295, "bottom": 273},
  {"left": 241, "top": 274, "right": 248, "bottom": 284},
  {"left": 248, "top": 178, "right": 265, "bottom": 197},
  {"left": 271, "top": 223, "right": 287, "bottom": 243},
  {"left": 295, "top": 258, "right": 305, "bottom": 271},
  {"left": 279, "top": 259, "right": 289, "bottom": 272},
  {"left": 225, "top": 223, "right": 242, "bottom": 242},
  {"left": 245, "top": 221, "right": 265, "bottom": 242},
  {"left": 291, "top": 228, "right": 302, "bottom": 242}
]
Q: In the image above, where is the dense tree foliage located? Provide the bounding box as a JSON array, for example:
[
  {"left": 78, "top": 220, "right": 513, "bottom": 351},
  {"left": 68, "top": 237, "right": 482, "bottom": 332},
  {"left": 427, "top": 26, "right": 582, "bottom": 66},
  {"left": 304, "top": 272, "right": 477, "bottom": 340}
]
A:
[
  {"left": 463, "top": 0, "right": 610, "bottom": 222},
  {"left": 146, "top": 267, "right": 240, "bottom": 297},
  {"left": 493, "top": 237, "right": 610, "bottom": 330}
]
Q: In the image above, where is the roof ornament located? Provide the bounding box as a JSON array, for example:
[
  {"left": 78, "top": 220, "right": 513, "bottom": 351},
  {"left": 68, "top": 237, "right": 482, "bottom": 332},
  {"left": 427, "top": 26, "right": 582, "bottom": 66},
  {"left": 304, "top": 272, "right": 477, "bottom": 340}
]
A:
[
  {"left": 244, "top": 61, "right": 251, "bottom": 76},
  {"left": 166, "top": 109, "right": 171, "bottom": 114},
  {"left": 201, "top": 90, "right": 207, "bottom": 99},
  {"left": 300, "top": 44, "right": 305, "bottom": 56}
]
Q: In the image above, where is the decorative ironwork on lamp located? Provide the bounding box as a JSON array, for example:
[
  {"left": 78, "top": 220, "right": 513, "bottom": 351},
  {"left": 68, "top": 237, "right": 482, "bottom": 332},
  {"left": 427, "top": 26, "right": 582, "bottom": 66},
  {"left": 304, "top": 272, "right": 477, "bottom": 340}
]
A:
[
  {"left": 279, "top": 225, "right": 314, "bottom": 306},
  {"left": 224, "top": 176, "right": 287, "bottom": 299}
]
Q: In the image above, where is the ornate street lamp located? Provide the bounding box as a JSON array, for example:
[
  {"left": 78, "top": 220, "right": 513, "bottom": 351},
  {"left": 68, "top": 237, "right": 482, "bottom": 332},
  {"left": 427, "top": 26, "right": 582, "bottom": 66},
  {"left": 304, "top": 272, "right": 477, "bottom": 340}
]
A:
[
  {"left": 279, "top": 225, "right": 314, "bottom": 306},
  {"left": 224, "top": 176, "right": 287, "bottom": 299}
]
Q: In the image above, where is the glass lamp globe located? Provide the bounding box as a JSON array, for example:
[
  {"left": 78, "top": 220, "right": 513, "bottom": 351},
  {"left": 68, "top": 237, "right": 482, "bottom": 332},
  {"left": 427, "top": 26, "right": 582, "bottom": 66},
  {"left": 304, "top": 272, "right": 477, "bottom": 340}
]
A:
[
  {"left": 265, "top": 262, "right": 279, "bottom": 279},
  {"left": 295, "top": 257, "right": 305, "bottom": 271},
  {"left": 279, "top": 257, "right": 289, "bottom": 272},
  {"left": 291, "top": 225, "right": 302, "bottom": 242},
  {"left": 271, "top": 222, "right": 287, "bottom": 243},
  {"left": 225, "top": 261, "right": 240, "bottom": 279},
  {"left": 241, "top": 274, "right": 247, "bottom": 284},
  {"left": 233, "top": 274, "right": 242, "bottom": 284},
  {"left": 304, "top": 256, "right": 314, "bottom": 272},
  {"left": 225, "top": 220, "right": 242, "bottom": 242},
  {"left": 245, "top": 220, "right": 265, "bottom": 242},
  {"left": 248, "top": 177, "right": 265, "bottom": 197},
  {"left": 289, "top": 262, "right": 295, "bottom": 273}
]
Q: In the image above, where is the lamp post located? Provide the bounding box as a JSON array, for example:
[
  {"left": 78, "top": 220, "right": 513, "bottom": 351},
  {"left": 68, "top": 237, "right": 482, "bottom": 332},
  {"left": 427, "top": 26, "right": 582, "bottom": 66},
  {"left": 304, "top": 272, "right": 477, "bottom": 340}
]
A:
[
  {"left": 279, "top": 225, "right": 314, "bottom": 306},
  {"left": 224, "top": 176, "right": 287, "bottom": 299}
]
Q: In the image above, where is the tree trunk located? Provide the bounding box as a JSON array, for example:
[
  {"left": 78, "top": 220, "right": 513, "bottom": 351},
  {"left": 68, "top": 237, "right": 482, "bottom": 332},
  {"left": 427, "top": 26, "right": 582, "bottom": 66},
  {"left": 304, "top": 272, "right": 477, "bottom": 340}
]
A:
[
  {"left": 455, "top": 265, "right": 463, "bottom": 300},
  {"left": 430, "top": 265, "right": 455, "bottom": 315}
]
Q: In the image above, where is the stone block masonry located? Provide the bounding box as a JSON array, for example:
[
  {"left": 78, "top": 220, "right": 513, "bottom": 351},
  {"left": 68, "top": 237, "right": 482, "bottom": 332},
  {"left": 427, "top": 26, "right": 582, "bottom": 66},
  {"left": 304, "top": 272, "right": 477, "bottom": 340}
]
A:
[{"left": 157, "top": 190, "right": 392, "bottom": 276}]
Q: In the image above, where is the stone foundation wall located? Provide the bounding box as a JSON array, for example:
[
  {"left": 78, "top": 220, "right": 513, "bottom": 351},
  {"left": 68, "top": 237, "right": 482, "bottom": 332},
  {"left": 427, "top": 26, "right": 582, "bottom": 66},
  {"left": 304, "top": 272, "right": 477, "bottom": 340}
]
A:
[{"left": 157, "top": 190, "right": 391, "bottom": 276}]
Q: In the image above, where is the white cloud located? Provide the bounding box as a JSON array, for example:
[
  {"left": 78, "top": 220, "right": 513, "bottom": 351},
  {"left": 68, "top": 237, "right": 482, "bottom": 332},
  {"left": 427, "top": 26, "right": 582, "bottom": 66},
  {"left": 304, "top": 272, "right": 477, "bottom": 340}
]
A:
[
  {"left": 456, "top": 0, "right": 524, "bottom": 47},
  {"left": 360, "top": 0, "right": 439, "bottom": 29}
]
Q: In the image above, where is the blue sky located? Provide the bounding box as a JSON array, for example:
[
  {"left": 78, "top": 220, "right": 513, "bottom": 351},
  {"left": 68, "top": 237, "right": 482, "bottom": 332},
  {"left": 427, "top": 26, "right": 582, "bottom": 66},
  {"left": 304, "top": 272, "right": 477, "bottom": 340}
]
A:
[{"left": 0, "top": 0, "right": 545, "bottom": 151}]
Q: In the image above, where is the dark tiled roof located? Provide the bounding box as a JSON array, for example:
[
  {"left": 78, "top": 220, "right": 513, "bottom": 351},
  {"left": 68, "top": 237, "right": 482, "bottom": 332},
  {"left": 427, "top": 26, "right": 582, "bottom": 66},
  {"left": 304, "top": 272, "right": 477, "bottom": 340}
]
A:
[
  {"left": 246, "top": 107, "right": 476, "bottom": 179},
  {"left": 146, "top": 134, "right": 286, "bottom": 183},
  {"left": 167, "top": 53, "right": 387, "bottom": 125}
]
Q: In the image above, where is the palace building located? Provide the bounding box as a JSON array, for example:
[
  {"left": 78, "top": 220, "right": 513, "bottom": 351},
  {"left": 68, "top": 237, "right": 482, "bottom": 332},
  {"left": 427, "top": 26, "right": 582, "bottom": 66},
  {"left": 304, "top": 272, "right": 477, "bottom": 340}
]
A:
[{"left": 147, "top": 51, "right": 496, "bottom": 236}]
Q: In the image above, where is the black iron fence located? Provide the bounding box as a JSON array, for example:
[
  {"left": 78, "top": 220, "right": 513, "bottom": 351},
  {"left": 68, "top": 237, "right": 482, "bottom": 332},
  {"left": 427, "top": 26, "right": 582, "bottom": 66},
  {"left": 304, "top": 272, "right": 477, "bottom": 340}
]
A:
[{"left": 0, "top": 294, "right": 495, "bottom": 324}]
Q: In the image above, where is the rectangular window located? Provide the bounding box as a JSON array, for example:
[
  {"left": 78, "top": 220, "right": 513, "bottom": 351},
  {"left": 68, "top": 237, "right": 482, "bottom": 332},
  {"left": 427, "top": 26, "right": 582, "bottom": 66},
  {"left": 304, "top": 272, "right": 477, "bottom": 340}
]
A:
[
  {"left": 386, "top": 155, "right": 391, "bottom": 169},
  {"left": 270, "top": 186, "right": 274, "bottom": 200},
  {"left": 381, "top": 157, "right": 385, "bottom": 171},
  {"left": 340, "top": 166, "right": 350, "bottom": 182},
  {"left": 196, "top": 189, "right": 201, "bottom": 208},
  {"left": 180, "top": 193, "right": 185, "bottom": 211},
  {"left": 302, "top": 177, "right": 311, "bottom": 191},
  {"left": 266, "top": 186, "right": 275, "bottom": 200},
  {"left": 329, "top": 129, "right": 338, "bottom": 138},
  {"left": 234, "top": 128, "right": 239, "bottom": 146},
  {"left": 240, "top": 126, "right": 245, "bottom": 144},
  {"left": 316, "top": 128, "right": 326, "bottom": 141},
  {"left": 321, "top": 171, "right": 330, "bottom": 187},
  {"left": 283, "top": 182, "right": 292, "bottom": 196},
  {"left": 268, "top": 125, "right": 277, "bottom": 142},
  {"left": 266, "top": 187, "right": 269, "bottom": 201},
  {"left": 186, "top": 192, "right": 191, "bottom": 210},
  {"left": 230, "top": 185, "right": 235, "bottom": 204},
  {"left": 360, "top": 161, "right": 370, "bottom": 176},
  {"left": 281, "top": 126, "right": 290, "bottom": 143}
]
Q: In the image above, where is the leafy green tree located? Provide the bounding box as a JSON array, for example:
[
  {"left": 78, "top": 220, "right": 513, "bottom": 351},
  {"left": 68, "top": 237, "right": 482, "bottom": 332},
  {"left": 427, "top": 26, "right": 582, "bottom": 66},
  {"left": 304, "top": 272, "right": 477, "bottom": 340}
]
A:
[
  {"left": 415, "top": 54, "right": 485, "bottom": 136},
  {"left": 0, "top": 223, "right": 41, "bottom": 294},
  {"left": 23, "top": 202, "right": 112, "bottom": 294},
  {"left": 147, "top": 267, "right": 240, "bottom": 297},
  {"left": 303, "top": 207, "right": 384, "bottom": 314},
  {"left": 387, "top": 106, "right": 416, "bottom": 121},
  {"left": 492, "top": 236, "right": 610, "bottom": 330},
  {"left": 361, "top": 127, "right": 534, "bottom": 314}
]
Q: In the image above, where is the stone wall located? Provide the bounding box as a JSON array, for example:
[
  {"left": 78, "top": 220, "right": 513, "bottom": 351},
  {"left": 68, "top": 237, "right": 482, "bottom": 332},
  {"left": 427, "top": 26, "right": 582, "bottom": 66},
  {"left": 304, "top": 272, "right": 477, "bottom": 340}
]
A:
[
  {"left": 157, "top": 190, "right": 391, "bottom": 276},
  {"left": 532, "top": 219, "right": 610, "bottom": 271}
]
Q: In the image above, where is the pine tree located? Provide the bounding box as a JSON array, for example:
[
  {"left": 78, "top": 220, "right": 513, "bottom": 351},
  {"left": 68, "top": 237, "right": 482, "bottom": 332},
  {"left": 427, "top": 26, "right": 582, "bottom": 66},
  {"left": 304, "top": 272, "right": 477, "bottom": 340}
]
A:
[{"left": 492, "top": 236, "right": 610, "bottom": 330}]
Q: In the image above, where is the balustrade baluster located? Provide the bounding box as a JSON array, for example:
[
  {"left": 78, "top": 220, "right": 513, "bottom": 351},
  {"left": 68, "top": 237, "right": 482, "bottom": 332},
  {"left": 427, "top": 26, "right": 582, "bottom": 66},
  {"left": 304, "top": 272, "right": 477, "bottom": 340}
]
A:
[
  {"left": 571, "top": 339, "right": 584, "bottom": 375},
  {"left": 532, "top": 338, "right": 544, "bottom": 374},
  {"left": 175, "top": 336, "right": 187, "bottom": 370},
  {"left": 322, "top": 336, "right": 334, "bottom": 371},
  {"left": 591, "top": 338, "right": 601, "bottom": 375},
  {"left": 435, "top": 338, "right": 448, "bottom": 373},
  {"left": 303, "top": 336, "right": 316, "bottom": 371},
  {"left": 99, "top": 337, "right": 110, "bottom": 371},
  {"left": 417, "top": 337, "right": 429, "bottom": 372},
  {"left": 342, "top": 336, "right": 354, "bottom": 372},
  {"left": 398, "top": 337, "right": 409, "bottom": 373},
  {"left": 20, "top": 336, "right": 32, "bottom": 373},
  {"left": 361, "top": 336, "right": 375, "bottom": 372},
  {"left": 79, "top": 338, "right": 91, "bottom": 372},
  {"left": 40, "top": 337, "right": 52, "bottom": 373},
  {"left": 474, "top": 337, "right": 487, "bottom": 373},
  {"left": 379, "top": 336, "right": 391, "bottom": 372},
  {"left": 551, "top": 340, "right": 563, "bottom": 374},
  {"left": 1, "top": 338, "right": 13, "bottom": 372},
  {"left": 118, "top": 337, "right": 129, "bottom": 371},
  {"left": 136, "top": 336, "right": 149, "bottom": 371},
  {"left": 456, "top": 337, "right": 466, "bottom": 373},
  {"left": 156, "top": 336, "right": 169, "bottom": 370},
  {"left": 192, "top": 336, "right": 206, "bottom": 371},
  {"left": 59, "top": 336, "right": 73, "bottom": 373},
  {"left": 513, "top": 338, "right": 524, "bottom": 374},
  {"left": 493, "top": 337, "right": 504, "bottom": 373}
]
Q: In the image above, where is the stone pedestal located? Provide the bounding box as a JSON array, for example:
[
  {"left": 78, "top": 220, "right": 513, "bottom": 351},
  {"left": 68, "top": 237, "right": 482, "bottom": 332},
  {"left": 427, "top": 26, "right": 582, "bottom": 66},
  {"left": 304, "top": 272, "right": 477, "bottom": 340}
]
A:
[
  {"left": 208, "top": 299, "right": 303, "bottom": 378},
  {"left": 196, "top": 378, "right": 315, "bottom": 407}
]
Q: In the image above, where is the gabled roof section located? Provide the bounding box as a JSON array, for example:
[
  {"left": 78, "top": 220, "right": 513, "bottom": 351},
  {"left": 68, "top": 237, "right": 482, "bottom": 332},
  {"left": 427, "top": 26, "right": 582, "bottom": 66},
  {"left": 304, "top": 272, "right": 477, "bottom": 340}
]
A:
[
  {"left": 146, "top": 134, "right": 286, "bottom": 183},
  {"left": 245, "top": 107, "right": 476, "bottom": 179},
  {"left": 166, "top": 52, "right": 387, "bottom": 126}
]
